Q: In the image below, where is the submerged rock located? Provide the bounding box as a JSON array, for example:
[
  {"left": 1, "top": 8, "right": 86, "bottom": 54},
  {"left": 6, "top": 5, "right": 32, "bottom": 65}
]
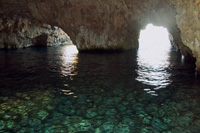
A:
[
  {"left": 29, "top": 118, "right": 41, "bottom": 127},
  {"left": 58, "top": 104, "right": 75, "bottom": 116},
  {"left": 141, "top": 126, "right": 155, "bottom": 133},
  {"left": 114, "top": 123, "right": 130, "bottom": 133},
  {"left": 37, "top": 110, "right": 49, "bottom": 120},
  {"left": 74, "top": 120, "right": 92, "bottom": 132},
  {"left": 152, "top": 117, "right": 168, "bottom": 131},
  {"left": 143, "top": 116, "right": 152, "bottom": 125},
  {"left": 86, "top": 107, "right": 98, "bottom": 118},
  {"left": 6, "top": 121, "right": 15, "bottom": 129},
  {"left": 100, "top": 122, "right": 114, "bottom": 133},
  {"left": 0, "top": 120, "right": 5, "bottom": 130}
]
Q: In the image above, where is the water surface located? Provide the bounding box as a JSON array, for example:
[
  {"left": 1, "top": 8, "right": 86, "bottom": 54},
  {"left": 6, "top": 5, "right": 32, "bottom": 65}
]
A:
[{"left": 0, "top": 45, "right": 200, "bottom": 132}]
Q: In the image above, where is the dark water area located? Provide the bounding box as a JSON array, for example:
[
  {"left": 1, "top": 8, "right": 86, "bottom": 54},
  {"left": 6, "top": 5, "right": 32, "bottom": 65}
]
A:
[{"left": 0, "top": 45, "right": 200, "bottom": 132}]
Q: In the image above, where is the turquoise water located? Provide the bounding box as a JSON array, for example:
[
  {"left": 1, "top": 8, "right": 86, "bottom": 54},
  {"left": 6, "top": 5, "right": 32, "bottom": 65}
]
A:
[{"left": 0, "top": 45, "right": 200, "bottom": 132}]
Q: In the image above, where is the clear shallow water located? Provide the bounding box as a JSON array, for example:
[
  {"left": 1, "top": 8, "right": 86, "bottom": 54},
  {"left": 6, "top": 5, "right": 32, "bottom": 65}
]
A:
[{"left": 0, "top": 45, "right": 200, "bottom": 132}]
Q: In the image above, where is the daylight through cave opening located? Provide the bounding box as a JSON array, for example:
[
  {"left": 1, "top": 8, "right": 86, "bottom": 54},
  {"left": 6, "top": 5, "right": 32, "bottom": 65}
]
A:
[{"left": 136, "top": 24, "right": 172, "bottom": 93}]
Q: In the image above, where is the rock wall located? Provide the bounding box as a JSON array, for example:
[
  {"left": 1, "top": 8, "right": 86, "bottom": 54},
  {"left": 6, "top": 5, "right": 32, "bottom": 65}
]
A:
[
  {"left": 171, "top": 0, "right": 200, "bottom": 72},
  {"left": 0, "top": 0, "right": 179, "bottom": 50},
  {"left": 26, "top": 0, "right": 178, "bottom": 51},
  {"left": 0, "top": 16, "right": 72, "bottom": 49},
  {"left": 0, "top": 0, "right": 200, "bottom": 71}
]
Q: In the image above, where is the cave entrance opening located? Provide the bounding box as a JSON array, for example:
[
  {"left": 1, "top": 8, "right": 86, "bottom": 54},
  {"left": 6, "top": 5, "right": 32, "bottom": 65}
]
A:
[
  {"left": 138, "top": 24, "right": 171, "bottom": 51},
  {"left": 136, "top": 24, "right": 172, "bottom": 94}
]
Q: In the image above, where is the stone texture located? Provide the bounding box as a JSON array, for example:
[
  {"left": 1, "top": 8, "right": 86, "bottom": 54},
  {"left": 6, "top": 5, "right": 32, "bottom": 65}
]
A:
[
  {"left": 0, "top": 0, "right": 178, "bottom": 51},
  {"left": 172, "top": 0, "right": 200, "bottom": 72},
  {"left": 0, "top": 16, "right": 72, "bottom": 49},
  {"left": 0, "top": 0, "right": 200, "bottom": 71}
]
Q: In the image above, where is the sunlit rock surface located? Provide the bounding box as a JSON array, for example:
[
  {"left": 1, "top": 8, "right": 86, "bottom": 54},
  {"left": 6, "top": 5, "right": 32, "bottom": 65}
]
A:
[
  {"left": 0, "top": 0, "right": 200, "bottom": 71},
  {"left": 0, "top": 16, "right": 72, "bottom": 49}
]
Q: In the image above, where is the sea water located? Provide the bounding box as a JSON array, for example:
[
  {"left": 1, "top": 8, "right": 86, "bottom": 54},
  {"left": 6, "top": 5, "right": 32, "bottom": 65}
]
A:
[{"left": 0, "top": 45, "right": 200, "bottom": 132}]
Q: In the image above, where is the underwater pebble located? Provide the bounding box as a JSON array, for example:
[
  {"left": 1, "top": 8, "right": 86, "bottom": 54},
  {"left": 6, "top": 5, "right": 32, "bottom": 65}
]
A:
[
  {"left": 122, "top": 117, "right": 135, "bottom": 126},
  {"left": 152, "top": 117, "right": 168, "bottom": 131},
  {"left": 29, "top": 118, "right": 41, "bottom": 127},
  {"left": 1, "top": 103, "right": 11, "bottom": 110},
  {"left": 95, "top": 128, "right": 101, "bottom": 133},
  {"left": 141, "top": 126, "right": 156, "bottom": 133},
  {"left": 6, "top": 121, "right": 15, "bottom": 129},
  {"left": 101, "top": 122, "right": 114, "bottom": 133},
  {"left": 67, "top": 126, "right": 76, "bottom": 132},
  {"left": 4, "top": 114, "right": 11, "bottom": 119},
  {"left": 37, "top": 110, "right": 49, "bottom": 120},
  {"left": 74, "top": 120, "right": 91, "bottom": 132},
  {"left": 86, "top": 108, "right": 97, "bottom": 118},
  {"left": 0, "top": 110, "right": 5, "bottom": 115},
  {"left": 20, "top": 115, "right": 29, "bottom": 126},
  {"left": 46, "top": 105, "right": 54, "bottom": 110},
  {"left": 91, "top": 116, "right": 104, "bottom": 127},
  {"left": 58, "top": 104, "right": 75, "bottom": 115},
  {"left": 105, "top": 108, "right": 117, "bottom": 116},
  {"left": 116, "top": 104, "right": 127, "bottom": 112},
  {"left": 163, "top": 117, "right": 171, "bottom": 124},
  {"left": 143, "top": 116, "right": 152, "bottom": 124},
  {"left": 0, "top": 120, "right": 5, "bottom": 130},
  {"left": 97, "top": 105, "right": 107, "bottom": 115},
  {"left": 114, "top": 123, "right": 130, "bottom": 133}
]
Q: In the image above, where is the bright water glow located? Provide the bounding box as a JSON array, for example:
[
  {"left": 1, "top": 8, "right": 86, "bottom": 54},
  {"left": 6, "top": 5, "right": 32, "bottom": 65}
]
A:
[
  {"left": 61, "top": 45, "right": 79, "bottom": 96},
  {"left": 136, "top": 24, "right": 171, "bottom": 95},
  {"left": 61, "top": 45, "right": 79, "bottom": 77}
]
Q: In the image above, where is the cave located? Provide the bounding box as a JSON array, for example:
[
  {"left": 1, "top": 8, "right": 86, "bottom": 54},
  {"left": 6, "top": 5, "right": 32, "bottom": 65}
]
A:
[
  {"left": 33, "top": 34, "right": 48, "bottom": 47},
  {"left": 0, "top": 0, "right": 200, "bottom": 132}
]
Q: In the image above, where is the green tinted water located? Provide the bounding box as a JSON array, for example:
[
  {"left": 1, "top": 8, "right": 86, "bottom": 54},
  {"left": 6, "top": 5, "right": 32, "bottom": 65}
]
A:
[{"left": 0, "top": 45, "right": 200, "bottom": 132}]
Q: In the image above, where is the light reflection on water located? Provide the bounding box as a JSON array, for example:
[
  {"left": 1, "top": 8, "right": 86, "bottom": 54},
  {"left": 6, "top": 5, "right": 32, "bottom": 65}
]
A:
[
  {"left": 60, "top": 45, "right": 79, "bottom": 77},
  {"left": 60, "top": 45, "right": 79, "bottom": 96},
  {"left": 136, "top": 24, "right": 172, "bottom": 94}
]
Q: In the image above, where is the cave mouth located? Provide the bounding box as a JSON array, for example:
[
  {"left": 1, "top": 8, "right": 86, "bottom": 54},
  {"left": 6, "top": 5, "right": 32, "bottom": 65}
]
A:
[
  {"left": 138, "top": 24, "right": 171, "bottom": 50},
  {"left": 136, "top": 24, "right": 172, "bottom": 94}
]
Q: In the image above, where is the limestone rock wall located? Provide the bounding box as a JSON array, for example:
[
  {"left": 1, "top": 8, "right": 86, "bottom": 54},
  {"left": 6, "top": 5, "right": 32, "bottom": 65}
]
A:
[
  {"left": 171, "top": 0, "right": 200, "bottom": 71},
  {"left": 0, "top": 16, "right": 72, "bottom": 49},
  {"left": 26, "top": 0, "right": 176, "bottom": 51},
  {"left": 0, "top": 0, "right": 181, "bottom": 50}
]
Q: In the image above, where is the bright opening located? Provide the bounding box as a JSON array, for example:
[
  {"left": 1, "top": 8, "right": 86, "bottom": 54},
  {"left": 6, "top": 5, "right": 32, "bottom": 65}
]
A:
[
  {"left": 136, "top": 24, "right": 172, "bottom": 96},
  {"left": 139, "top": 24, "right": 171, "bottom": 52}
]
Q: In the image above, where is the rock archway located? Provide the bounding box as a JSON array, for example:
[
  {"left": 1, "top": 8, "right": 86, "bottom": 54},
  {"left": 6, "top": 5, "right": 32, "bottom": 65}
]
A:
[{"left": 0, "top": 0, "right": 200, "bottom": 71}]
